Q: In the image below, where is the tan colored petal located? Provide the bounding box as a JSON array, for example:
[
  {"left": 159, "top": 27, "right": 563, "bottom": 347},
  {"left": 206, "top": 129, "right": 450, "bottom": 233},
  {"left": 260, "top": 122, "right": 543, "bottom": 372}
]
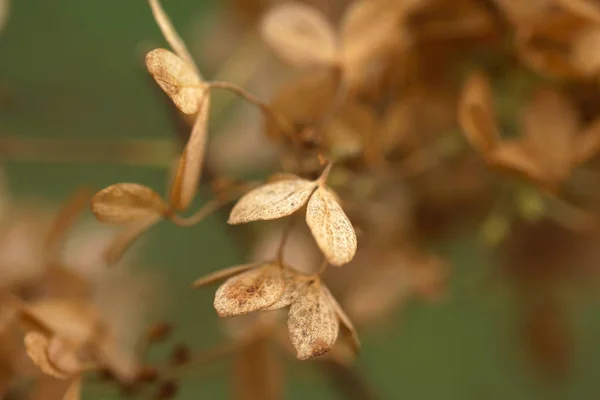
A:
[
  {"left": 521, "top": 88, "right": 579, "bottom": 180},
  {"left": 91, "top": 183, "right": 167, "bottom": 224},
  {"left": 573, "top": 118, "right": 600, "bottom": 165},
  {"left": 169, "top": 96, "right": 211, "bottom": 210},
  {"left": 62, "top": 376, "right": 82, "bottom": 400},
  {"left": 339, "top": 0, "right": 402, "bottom": 85},
  {"left": 192, "top": 263, "right": 259, "bottom": 288},
  {"left": 103, "top": 214, "right": 161, "bottom": 265},
  {"left": 47, "top": 336, "right": 85, "bottom": 377},
  {"left": 147, "top": 0, "right": 201, "bottom": 78},
  {"left": 458, "top": 71, "right": 501, "bottom": 156},
  {"left": 571, "top": 27, "right": 600, "bottom": 77},
  {"left": 287, "top": 282, "right": 339, "bottom": 360},
  {"left": 21, "top": 300, "right": 99, "bottom": 344},
  {"left": 145, "top": 48, "right": 206, "bottom": 115},
  {"left": 554, "top": 0, "right": 600, "bottom": 23},
  {"left": 228, "top": 178, "right": 316, "bottom": 224},
  {"left": 24, "top": 331, "right": 69, "bottom": 379},
  {"left": 322, "top": 286, "right": 360, "bottom": 356},
  {"left": 214, "top": 263, "right": 285, "bottom": 317},
  {"left": 261, "top": 2, "right": 337, "bottom": 68},
  {"left": 488, "top": 140, "right": 548, "bottom": 187},
  {"left": 263, "top": 268, "right": 308, "bottom": 310},
  {"left": 306, "top": 187, "right": 357, "bottom": 266}
]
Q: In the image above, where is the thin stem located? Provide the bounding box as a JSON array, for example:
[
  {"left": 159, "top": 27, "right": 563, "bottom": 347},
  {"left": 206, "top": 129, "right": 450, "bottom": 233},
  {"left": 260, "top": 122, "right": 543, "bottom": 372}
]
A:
[
  {"left": 276, "top": 216, "right": 297, "bottom": 263},
  {"left": 317, "top": 162, "right": 334, "bottom": 186},
  {"left": 207, "top": 81, "right": 298, "bottom": 147},
  {"left": 168, "top": 181, "right": 259, "bottom": 227},
  {"left": 318, "top": 258, "right": 329, "bottom": 276}
]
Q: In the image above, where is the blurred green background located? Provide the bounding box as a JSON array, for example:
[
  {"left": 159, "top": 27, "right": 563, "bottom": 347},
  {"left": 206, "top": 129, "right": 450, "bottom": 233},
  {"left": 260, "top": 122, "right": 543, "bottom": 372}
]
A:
[{"left": 2, "top": 1, "right": 600, "bottom": 399}]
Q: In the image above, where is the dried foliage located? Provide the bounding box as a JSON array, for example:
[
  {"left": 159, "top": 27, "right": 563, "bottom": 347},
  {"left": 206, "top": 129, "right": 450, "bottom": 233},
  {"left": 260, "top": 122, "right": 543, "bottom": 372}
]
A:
[{"left": 9, "top": 0, "right": 600, "bottom": 397}]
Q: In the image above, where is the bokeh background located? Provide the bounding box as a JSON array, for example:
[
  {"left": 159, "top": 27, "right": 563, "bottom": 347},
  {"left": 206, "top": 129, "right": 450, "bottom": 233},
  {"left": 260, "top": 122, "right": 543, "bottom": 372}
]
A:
[{"left": 3, "top": 1, "right": 600, "bottom": 399}]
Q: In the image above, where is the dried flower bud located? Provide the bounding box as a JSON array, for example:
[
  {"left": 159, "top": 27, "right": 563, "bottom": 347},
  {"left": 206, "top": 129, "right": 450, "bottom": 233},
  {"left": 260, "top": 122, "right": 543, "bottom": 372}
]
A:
[
  {"left": 91, "top": 183, "right": 168, "bottom": 224},
  {"left": 169, "top": 343, "right": 191, "bottom": 367}
]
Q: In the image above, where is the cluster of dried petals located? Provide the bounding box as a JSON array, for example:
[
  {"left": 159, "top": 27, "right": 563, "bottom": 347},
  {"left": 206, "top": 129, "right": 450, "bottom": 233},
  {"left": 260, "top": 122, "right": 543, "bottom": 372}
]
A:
[
  {"left": 459, "top": 71, "right": 600, "bottom": 192},
  {"left": 260, "top": 0, "right": 416, "bottom": 87},
  {"left": 228, "top": 166, "right": 357, "bottom": 266},
  {"left": 193, "top": 261, "right": 359, "bottom": 360}
]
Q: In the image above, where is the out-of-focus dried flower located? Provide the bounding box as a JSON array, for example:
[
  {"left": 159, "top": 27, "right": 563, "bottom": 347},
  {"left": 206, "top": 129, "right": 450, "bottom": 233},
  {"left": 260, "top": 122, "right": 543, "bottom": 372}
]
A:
[{"left": 91, "top": 183, "right": 168, "bottom": 224}]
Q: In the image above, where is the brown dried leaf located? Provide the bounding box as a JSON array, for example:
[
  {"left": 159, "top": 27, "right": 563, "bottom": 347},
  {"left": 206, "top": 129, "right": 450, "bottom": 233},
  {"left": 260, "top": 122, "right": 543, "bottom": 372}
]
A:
[
  {"left": 147, "top": 0, "right": 200, "bottom": 77},
  {"left": 521, "top": 89, "right": 579, "bottom": 180},
  {"left": 554, "top": 0, "right": 600, "bottom": 23},
  {"left": 288, "top": 282, "right": 339, "bottom": 360},
  {"left": 91, "top": 183, "right": 167, "bottom": 224},
  {"left": 24, "top": 331, "right": 69, "bottom": 379},
  {"left": 574, "top": 118, "right": 600, "bottom": 165},
  {"left": 306, "top": 187, "right": 357, "bottom": 266},
  {"left": 322, "top": 286, "right": 360, "bottom": 356},
  {"left": 145, "top": 48, "right": 206, "bottom": 115},
  {"left": 63, "top": 377, "right": 82, "bottom": 400},
  {"left": 192, "top": 262, "right": 259, "bottom": 288},
  {"left": 214, "top": 263, "right": 285, "bottom": 317},
  {"left": 228, "top": 178, "right": 317, "bottom": 224},
  {"left": 47, "top": 336, "right": 84, "bottom": 377},
  {"left": 458, "top": 71, "right": 500, "bottom": 156},
  {"left": 571, "top": 27, "right": 600, "bottom": 76},
  {"left": 263, "top": 268, "right": 307, "bottom": 310},
  {"left": 489, "top": 140, "right": 547, "bottom": 186},
  {"left": 340, "top": 0, "right": 402, "bottom": 84},
  {"left": 261, "top": 2, "right": 337, "bottom": 68},
  {"left": 169, "top": 96, "right": 211, "bottom": 210}
]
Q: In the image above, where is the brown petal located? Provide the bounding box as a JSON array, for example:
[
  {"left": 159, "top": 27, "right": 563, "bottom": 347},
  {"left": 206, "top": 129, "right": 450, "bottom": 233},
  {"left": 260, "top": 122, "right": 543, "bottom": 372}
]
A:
[
  {"left": 192, "top": 263, "right": 259, "bottom": 288},
  {"left": 260, "top": 2, "right": 337, "bottom": 68},
  {"left": 24, "top": 331, "right": 69, "bottom": 379},
  {"left": 573, "top": 118, "right": 600, "bottom": 165},
  {"left": 554, "top": 0, "right": 600, "bottom": 23},
  {"left": 306, "top": 187, "right": 357, "bottom": 266},
  {"left": 488, "top": 140, "right": 548, "bottom": 187},
  {"left": 147, "top": 0, "right": 201, "bottom": 77},
  {"left": 228, "top": 178, "right": 316, "bottom": 224},
  {"left": 571, "top": 27, "right": 600, "bottom": 77},
  {"left": 169, "top": 96, "right": 211, "bottom": 210},
  {"left": 47, "top": 336, "right": 85, "bottom": 377},
  {"left": 103, "top": 214, "right": 162, "bottom": 265},
  {"left": 62, "top": 376, "right": 82, "bottom": 400},
  {"left": 145, "top": 48, "right": 206, "bottom": 115},
  {"left": 91, "top": 183, "right": 167, "bottom": 224},
  {"left": 458, "top": 71, "right": 501, "bottom": 156},
  {"left": 321, "top": 286, "right": 360, "bottom": 356},
  {"left": 214, "top": 263, "right": 285, "bottom": 317},
  {"left": 263, "top": 268, "right": 308, "bottom": 311},
  {"left": 288, "top": 282, "right": 339, "bottom": 360},
  {"left": 521, "top": 88, "right": 579, "bottom": 180}
]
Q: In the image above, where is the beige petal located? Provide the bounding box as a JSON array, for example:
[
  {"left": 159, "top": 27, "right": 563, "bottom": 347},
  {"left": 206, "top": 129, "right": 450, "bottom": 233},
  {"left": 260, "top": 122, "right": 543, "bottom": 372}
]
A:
[
  {"left": 91, "top": 183, "right": 167, "bottom": 224},
  {"left": 488, "top": 140, "right": 548, "bottom": 187},
  {"left": 169, "top": 96, "right": 211, "bottom": 210},
  {"left": 192, "top": 262, "right": 259, "bottom": 288},
  {"left": 21, "top": 300, "right": 99, "bottom": 344},
  {"left": 321, "top": 286, "right": 360, "bottom": 356},
  {"left": 260, "top": 2, "right": 337, "bottom": 68},
  {"left": 145, "top": 48, "right": 206, "bottom": 115},
  {"left": 458, "top": 71, "right": 501, "bottom": 156},
  {"left": 554, "top": 0, "right": 600, "bottom": 23},
  {"left": 263, "top": 268, "right": 308, "bottom": 310},
  {"left": 288, "top": 282, "right": 339, "bottom": 360},
  {"left": 339, "top": 0, "right": 401, "bottom": 84},
  {"left": 214, "top": 263, "right": 285, "bottom": 317},
  {"left": 47, "top": 336, "right": 84, "bottom": 376},
  {"left": 573, "top": 118, "right": 600, "bottom": 165},
  {"left": 24, "top": 331, "right": 69, "bottom": 380},
  {"left": 63, "top": 376, "right": 82, "bottom": 400},
  {"left": 521, "top": 88, "right": 579, "bottom": 180},
  {"left": 571, "top": 27, "right": 600, "bottom": 77},
  {"left": 306, "top": 187, "right": 357, "bottom": 266},
  {"left": 147, "top": 0, "right": 201, "bottom": 78},
  {"left": 228, "top": 178, "right": 316, "bottom": 224}
]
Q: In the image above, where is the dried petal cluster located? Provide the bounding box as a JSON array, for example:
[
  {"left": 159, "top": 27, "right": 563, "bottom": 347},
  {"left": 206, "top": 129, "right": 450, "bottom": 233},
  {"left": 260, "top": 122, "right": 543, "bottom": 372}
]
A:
[{"left": 193, "top": 261, "right": 359, "bottom": 360}]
